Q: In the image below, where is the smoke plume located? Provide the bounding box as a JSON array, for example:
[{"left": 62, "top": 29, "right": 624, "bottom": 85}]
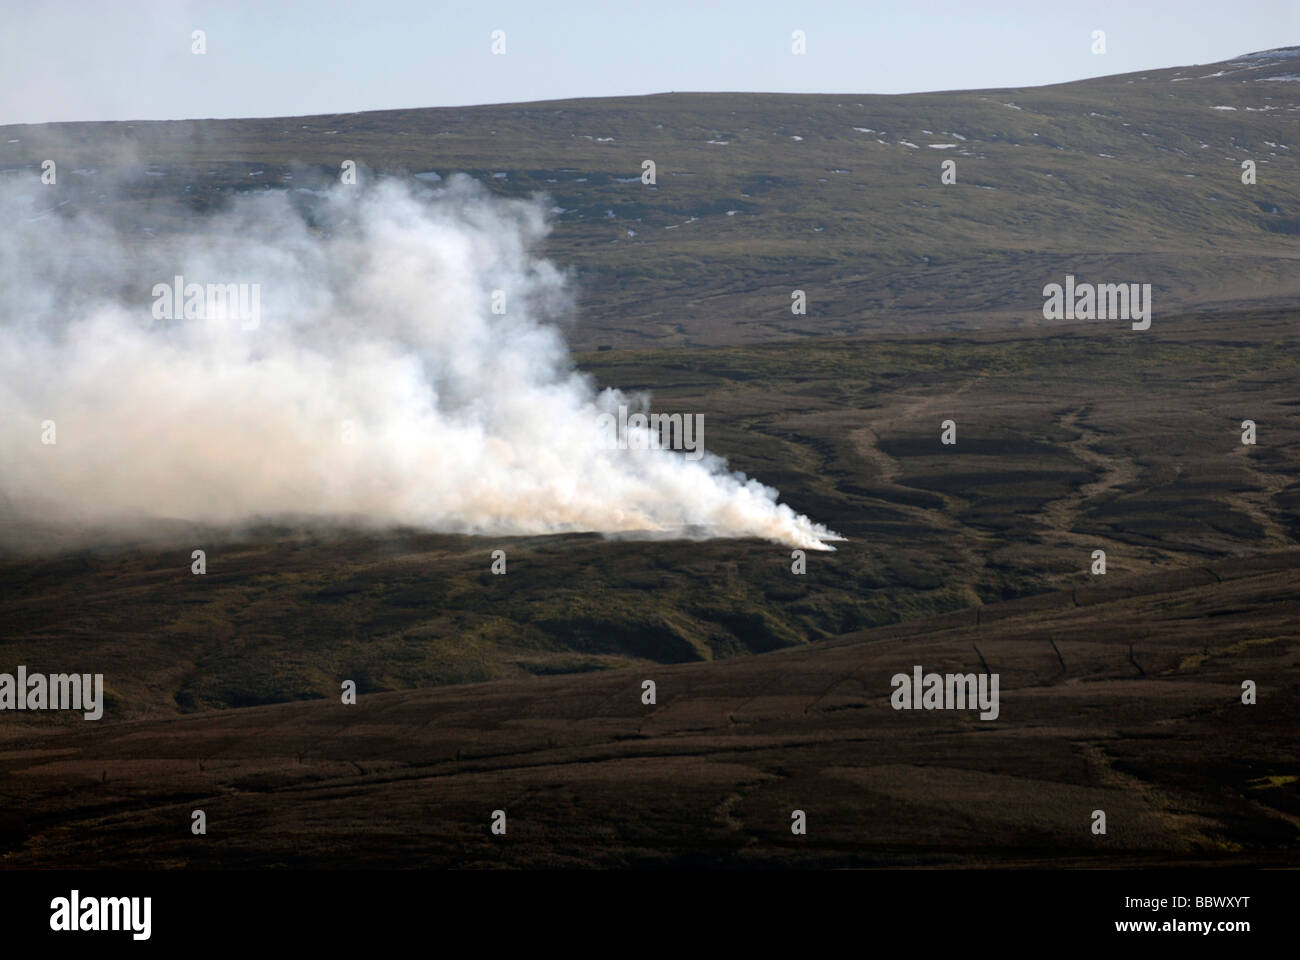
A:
[{"left": 0, "top": 174, "right": 843, "bottom": 550}]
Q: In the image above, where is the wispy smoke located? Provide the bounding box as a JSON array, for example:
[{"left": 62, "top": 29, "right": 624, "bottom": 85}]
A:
[{"left": 0, "top": 174, "right": 843, "bottom": 550}]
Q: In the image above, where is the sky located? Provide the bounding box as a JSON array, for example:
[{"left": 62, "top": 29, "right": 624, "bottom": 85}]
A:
[{"left": 1, "top": 0, "right": 1297, "bottom": 125}]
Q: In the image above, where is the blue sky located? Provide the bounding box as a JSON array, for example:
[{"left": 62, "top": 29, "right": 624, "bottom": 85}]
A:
[{"left": 1, "top": 0, "right": 1296, "bottom": 124}]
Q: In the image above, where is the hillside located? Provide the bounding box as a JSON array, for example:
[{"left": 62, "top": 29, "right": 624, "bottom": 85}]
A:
[
  {"left": 1, "top": 48, "right": 1298, "bottom": 348},
  {"left": 1, "top": 309, "right": 1296, "bottom": 716},
  {"left": 1, "top": 550, "right": 1295, "bottom": 868},
  {"left": 0, "top": 48, "right": 1297, "bottom": 870}
]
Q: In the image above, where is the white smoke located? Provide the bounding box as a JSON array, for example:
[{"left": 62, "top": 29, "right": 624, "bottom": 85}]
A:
[{"left": 0, "top": 174, "right": 843, "bottom": 550}]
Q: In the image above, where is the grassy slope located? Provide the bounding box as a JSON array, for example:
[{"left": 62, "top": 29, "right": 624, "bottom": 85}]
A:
[
  {"left": 1, "top": 551, "right": 1295, "bottom": 868},
  {"left": 1, "top": 309, "right": 1295, "bottom": 717},
  {"left": 2, "top": 50, "right": 1299, "bottom": 348},
  {"left": 0, "top": 50, "right": 1297, "bottom": 867}
]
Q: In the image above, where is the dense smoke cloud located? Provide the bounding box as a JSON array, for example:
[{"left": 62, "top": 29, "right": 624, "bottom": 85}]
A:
[{"left": 0, "top": 174, "right": 843, "bottom": 550}]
